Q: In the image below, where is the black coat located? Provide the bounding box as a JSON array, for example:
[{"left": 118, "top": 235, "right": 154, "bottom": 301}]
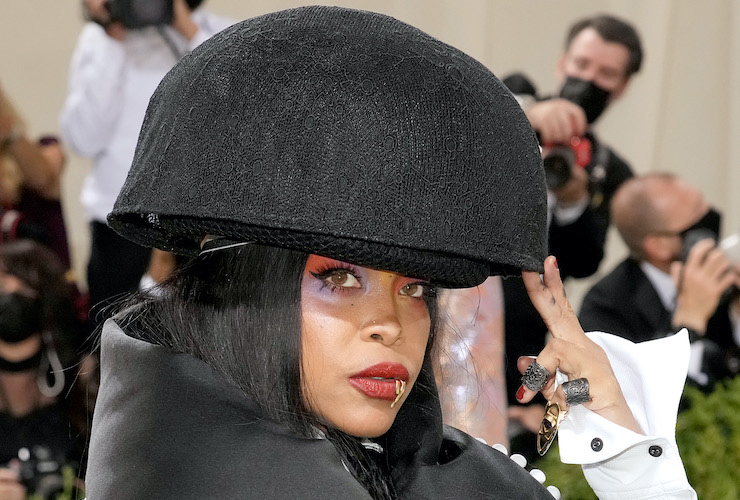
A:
[
  {"left": 579, "top": 258, "right": 736, "bottom": 383},
  {"left": 579, "top": 258, "right": 672, "bottom": 342},
  {"left": 85, "top": 321, "right": 553, "bottom": 499}
]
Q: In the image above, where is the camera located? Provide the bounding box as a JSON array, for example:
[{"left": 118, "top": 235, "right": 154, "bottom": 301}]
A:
[
  {"left": 105, "top": 0, "right": 174, "bottom": 29},
  {"left": 12, "top": 445, "right": 82, "bottom": 500},
  {"left": 679, "top": 230, "right": 740, "bottom": 265},
  {"left": 679, "top": 228, "right": 717, "bottom": 263},
  {"left": 103, "top": 0, "right": 205, "bottom": 29},
  {"left": 542, "top": 136, "right": 592, "bottom": 191}
]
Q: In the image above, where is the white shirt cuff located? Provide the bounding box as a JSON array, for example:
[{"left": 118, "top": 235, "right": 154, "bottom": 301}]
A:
[{"left": 557, "top": 330, "right": 696, "bottom": 499}]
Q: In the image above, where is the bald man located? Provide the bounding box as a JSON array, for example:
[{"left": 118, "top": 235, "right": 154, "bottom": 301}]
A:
[{"left": 580, "top": 173, "right": 740, "bottom": 386}]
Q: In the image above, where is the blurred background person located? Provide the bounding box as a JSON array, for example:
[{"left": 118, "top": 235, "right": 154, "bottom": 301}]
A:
[
  {"left": 580, "top": 173, "right": 740, "bottom": 388},
  {"left": 59, "top": 0, "right": 233, "bottom": 324},
  {"left": 499, "top": 14, "right": 643, "bottom": 457},
  {"left": 0, "top": 84, "right": 71, "bottom": 270},
  {"left": 1, "top": 83, "right": 90, "bottom": 359},
  {"left": 0, "top": 240, "right": 89, "bottom": 500}
]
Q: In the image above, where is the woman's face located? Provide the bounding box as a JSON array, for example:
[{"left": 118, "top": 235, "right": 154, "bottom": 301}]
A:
[{"left": 301, "top": 255, "right": 432, "bottom": 438}]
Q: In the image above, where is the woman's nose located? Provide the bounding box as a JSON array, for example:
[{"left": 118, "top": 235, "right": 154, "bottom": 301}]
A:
[{"left": 360, "top": 302, "right": 403, "bottom": 346}]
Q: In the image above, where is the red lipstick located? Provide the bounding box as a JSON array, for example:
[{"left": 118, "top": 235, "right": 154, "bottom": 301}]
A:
[{"left": 349, "top": 363, "right": 410, "bottom": 402}]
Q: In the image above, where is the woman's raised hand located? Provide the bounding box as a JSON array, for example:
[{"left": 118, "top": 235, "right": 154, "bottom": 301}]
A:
[{"left": 518, "top": 256, "right": 642, "bottom": 435}]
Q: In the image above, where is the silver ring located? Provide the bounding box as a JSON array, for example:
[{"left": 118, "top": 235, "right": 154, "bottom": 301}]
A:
[
  {"left": 521, "top": 359, "right": 550, "bottom": 392},
  {"left": 562, "top": 378, "right": 591, "bottom": 406}
]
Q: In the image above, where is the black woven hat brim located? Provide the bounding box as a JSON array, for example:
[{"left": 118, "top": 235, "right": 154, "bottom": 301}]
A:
[
  {"left": 112, "top": 213, "right": 536, "bottom": 288},
  {"left": 109, "top": 6, "right": 548, "bottom": 288}
]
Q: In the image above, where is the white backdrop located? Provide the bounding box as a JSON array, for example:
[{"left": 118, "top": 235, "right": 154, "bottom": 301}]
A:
[{"left": 2, "top": 1, "right": 738, "bottom": 305}]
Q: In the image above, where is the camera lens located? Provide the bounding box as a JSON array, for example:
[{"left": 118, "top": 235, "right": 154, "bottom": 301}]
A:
[{"left": 542, "top": 147, "right": 575, "bottom": 190}]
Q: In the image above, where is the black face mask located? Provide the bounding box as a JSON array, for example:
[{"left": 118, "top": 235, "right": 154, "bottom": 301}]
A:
[
  {"left": 678, "top": 208, "right": 722, "bottom": 262},
  {"left": 559, "top": 76, "right": 611, "bottom": 124},
  {"left": 0, "top": 293, "right": 43, "bottom": 344}
]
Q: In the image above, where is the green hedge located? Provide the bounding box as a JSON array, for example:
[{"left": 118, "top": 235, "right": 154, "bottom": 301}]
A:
[{"left": 534, "top": 376, "right": 740, "bottom": 499}]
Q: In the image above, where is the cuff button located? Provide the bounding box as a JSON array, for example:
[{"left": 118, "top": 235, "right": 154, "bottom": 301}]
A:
[
  {"left": 590, "top": 438, "right": 603, "bottom": 452},
  {"left": 649, "top": 445, "right": 663, "bottom": 457}
]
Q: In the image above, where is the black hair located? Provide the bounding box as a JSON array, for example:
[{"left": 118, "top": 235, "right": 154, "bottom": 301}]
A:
[
  {"left": 117, "top": 243, "right": 439, "bottom": 500},
  {"left": 566, "top": 14, "right": 643, "bottom": 77}
]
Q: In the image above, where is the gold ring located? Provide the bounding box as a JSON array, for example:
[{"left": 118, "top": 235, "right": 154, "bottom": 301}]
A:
[{"left": 537, "top": 401, "right": 567, "bottom": 456}]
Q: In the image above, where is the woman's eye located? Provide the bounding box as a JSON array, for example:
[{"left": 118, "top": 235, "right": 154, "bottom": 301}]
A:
[
  {"left": 326, "top": 270, "right": 360, "bottom": 288},
  {"left": 400, "top": 283, "right": 425, "bottom": 298}
]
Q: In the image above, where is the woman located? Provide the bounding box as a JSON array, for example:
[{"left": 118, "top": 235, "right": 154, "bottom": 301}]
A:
[
  {"left": 0, "top": 240, "right": 87, "bottom": 499},
  {"left": 87, "top": 6, "right": 695, "bottom": 499}
]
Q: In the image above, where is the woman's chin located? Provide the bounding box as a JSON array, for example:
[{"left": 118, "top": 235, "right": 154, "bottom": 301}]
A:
[{"left": 326, "top": 405, "right": 400, "bottom": 438}]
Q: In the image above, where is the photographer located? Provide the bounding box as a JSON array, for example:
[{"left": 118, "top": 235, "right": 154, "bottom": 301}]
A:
[
  {"left": 580, "top": 173, "right": 740, "bottom": 388},
  {"left": 501, "top": 14, "right": 642, "bottom": 455},
  {"left": 504, "top": 14, "right": 642, "bottom": 278},
  {"left": 59, "top": 0, "right": 233, "bottom": 325}
]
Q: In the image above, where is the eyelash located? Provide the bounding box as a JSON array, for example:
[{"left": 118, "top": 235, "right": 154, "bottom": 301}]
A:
[
  {"left": 309, "top": 264, "right": 438, "bottom": 302},
  {"left": 410, "top": 282, "right": 438, "bottom": 302},
  {"left": 310, "top": 265, "right": 361, "bottom": 292}
]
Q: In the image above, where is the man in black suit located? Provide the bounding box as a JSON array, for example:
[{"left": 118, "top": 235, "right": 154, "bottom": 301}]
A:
[{"left": 580, "top": 173, "right": 740, "bottom": 387}]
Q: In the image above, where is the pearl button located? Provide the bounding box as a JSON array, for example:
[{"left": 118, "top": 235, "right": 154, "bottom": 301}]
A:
[{"left": 510, "top": 453, "right": 527, "bottom": 468}]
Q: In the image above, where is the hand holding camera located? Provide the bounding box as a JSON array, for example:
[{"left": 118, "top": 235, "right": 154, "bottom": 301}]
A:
[
  {"left": 672, "top": 238, "right": 738, "bottom": 334},
  {"left": 528, "top": 97, "right": 593, "bottom": 204},
  {"left": 542, "top": 135, "right": 592, "bottom": 204},
  {"left": 0, "top": 467, "right": 26, "bottom": 500},
  {"left": 550, "top": 156, "right": 590, "bottom": 206},
  {"left": 83, "top": 0, "right": 126, "bottom": 40},
  {"left": 526, "top": 97, "right": 587, "bottom": 145},
  {"left": 85, "top": 0, "right": 198, "bottom": 41}
]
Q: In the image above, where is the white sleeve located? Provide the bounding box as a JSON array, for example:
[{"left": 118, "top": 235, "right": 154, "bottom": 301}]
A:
[
  {"left": 59, "top": 24, "right": 127, "bottom": 158},
  {"left": 557, "top": 330, "right": 697, "bottom": 500}
]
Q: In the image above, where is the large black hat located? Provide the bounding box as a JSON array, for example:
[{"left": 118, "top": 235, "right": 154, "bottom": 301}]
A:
[{"left": 109, "top": 6, "right": 547, "bottom": 288}]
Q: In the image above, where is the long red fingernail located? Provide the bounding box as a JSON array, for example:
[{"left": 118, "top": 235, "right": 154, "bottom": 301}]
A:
[{"left": 516, "top": 385, "right": 525, "bottom": 401}]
